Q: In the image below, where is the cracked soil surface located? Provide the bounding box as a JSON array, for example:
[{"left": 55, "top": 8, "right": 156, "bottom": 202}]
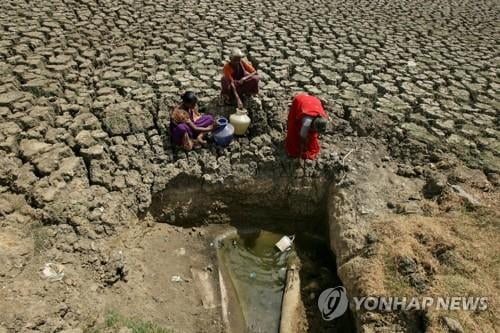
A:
[{"left": 0, "top": 0, "right": 499, "bottom": 332}]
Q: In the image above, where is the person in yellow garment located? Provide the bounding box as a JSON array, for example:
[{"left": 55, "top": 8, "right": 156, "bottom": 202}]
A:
[{"left": 220, "top": 48, "right": 260, "bottom": 108}]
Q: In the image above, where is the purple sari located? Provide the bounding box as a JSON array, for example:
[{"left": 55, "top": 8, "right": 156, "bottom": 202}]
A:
[{"left": 170, "top": 107, "right": 214, "bottom": 147}]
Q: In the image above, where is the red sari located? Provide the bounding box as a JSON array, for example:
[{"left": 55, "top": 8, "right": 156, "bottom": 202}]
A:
[{"left": 285, "top": 94, "right": 328, "bottom": 160}]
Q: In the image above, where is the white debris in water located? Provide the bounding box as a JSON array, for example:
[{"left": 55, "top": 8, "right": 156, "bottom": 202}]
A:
[{"left": 275, "top": 235, "right": 295, "bottom": 252}]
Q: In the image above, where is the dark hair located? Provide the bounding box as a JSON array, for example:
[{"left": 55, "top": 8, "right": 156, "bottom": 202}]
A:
[
  {"left": 181, "top": 91, "right": 197, "bottom": 105},
  {"left": 313, "top": 117, "right": 328, "bottom": 133}
]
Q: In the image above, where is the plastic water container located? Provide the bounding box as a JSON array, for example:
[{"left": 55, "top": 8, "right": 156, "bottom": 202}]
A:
[
  {"left": 213, "top": 117, "right": 234, "bottom": 146},
  {"left": 275, "top": 235, "right": 295, "bottom": 252},
  {"left": 230, "top": 108, "right": 251, "bottom": 135}
]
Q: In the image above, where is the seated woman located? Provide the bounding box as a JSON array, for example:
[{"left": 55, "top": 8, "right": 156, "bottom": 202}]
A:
[
  {"left": 170, "top": 91, "right": 214, "bottom": 150},
  {"left": 221, "top": 48, "right": 260, "bottom": 108}
]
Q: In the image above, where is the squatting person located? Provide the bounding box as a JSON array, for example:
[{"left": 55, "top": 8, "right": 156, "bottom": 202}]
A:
[
  {"left": 285, "top": 93, "right": 329, "bottom": 160},
  {"left": 221, "top": 48, "right": 260, "bottom": 108},
  {"left": 170, "top": 91, "right": 214, "bottom": 150}
]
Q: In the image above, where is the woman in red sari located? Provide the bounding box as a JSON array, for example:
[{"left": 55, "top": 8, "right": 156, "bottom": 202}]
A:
[
  {"left": 285, "top": 94, "right": 329, "bottom": 160},
  {"left": 221, "top": 48, "right": 260, "bottom": 108}
]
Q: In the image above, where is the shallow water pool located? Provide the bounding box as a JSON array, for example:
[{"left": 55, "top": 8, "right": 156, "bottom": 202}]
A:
[{"left": 217, "top": 230, "right": 292, "bottom": 332}]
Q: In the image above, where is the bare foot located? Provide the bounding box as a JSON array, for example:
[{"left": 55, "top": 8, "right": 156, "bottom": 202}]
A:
[{"left": 197, "top": 133, "right": 207, "bottom": 145}]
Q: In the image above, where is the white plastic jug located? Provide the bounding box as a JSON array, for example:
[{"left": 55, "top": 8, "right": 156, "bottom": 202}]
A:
[
  {"left": 230, "top": 108, "right": 251, "bottom": 135},
  {"left": 275, "top": 235, "right": 295, "bottom": 252}
]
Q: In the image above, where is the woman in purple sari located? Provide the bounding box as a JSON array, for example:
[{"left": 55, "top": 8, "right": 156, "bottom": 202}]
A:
[{"left": 170, "top": 91, "right": 214, "bottom": 150}]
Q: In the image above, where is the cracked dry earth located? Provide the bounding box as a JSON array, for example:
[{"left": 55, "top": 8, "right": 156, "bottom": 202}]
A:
[{"left": 0, "top": 0, "right": 499, "bottom": 332}]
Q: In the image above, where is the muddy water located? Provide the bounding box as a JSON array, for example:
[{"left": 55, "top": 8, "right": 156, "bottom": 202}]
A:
[{"left": 218, "top": 230, "right": 290, "bottom": 333}]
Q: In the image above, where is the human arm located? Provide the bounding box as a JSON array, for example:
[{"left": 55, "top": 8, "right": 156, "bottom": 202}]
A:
[
  {"left": 299, "top": 117, "right": 313, "bottom": 156},
  {"left": 237, "top": 61, "right": 257, "bottom": 84},
  {"left": 230, "top": 81, "right": 244, "bottom": 108},
  {"left": 237, "top": 72, "right": 257, "bottom": 85},
  {"left": 223, "top": 63, "right": 234, "bottom": 83},
  {"left": 186, "top": 120, "right": 214, "bottom": 133}
]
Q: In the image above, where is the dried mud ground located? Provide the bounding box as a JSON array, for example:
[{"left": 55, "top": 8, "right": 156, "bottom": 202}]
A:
[{"left": 0, "top": 0, "right": 499, "bottom": 332}]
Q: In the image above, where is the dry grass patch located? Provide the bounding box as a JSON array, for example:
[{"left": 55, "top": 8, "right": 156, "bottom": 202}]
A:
[{"left": 363, "top": 203, "right": 499, "bottom": 332}]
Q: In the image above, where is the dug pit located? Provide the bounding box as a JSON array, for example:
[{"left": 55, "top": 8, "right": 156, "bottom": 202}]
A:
[{"left": 146, "top": 172, "right": 357, "bottom": 332}]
